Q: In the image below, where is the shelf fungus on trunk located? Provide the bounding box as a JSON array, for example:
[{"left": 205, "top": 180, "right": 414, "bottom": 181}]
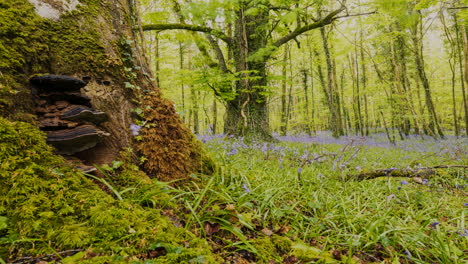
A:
[
  {"left": 61, "top": 105, "right": 108, "bottom": 124},
  {"left": 30, "top": 74, "right": 87, "bottom": 92},
  {"left": 46, "top": 125, "right": 110, "bottom": 155},
  {"left": 29, "top": 74, "right": 110, "bottom": 171}
]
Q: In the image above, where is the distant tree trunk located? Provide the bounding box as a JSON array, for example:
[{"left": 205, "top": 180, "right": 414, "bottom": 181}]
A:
[
  {"left": 287, "top": 47, "right": 294, "bottom": 133},
  {"left": 302, "top": 69, "right": 312, "bottom": 135},
  {"left": 191, "top": 89, "right": 199, "bottom": 134},
  {"left": 441, "top": 11, "right": 459, "bottom": 136},
  {"left": 349, "top": 52, "right": 363, "bottom": 136},
  {"left": 320, "top": 27, "right": 344, "bottom": 137},
  {"left": 412, "top": 13, "right": 445, "bottom": 138},
  {"left": 280, "top": 46, "right": 289, "bottom": 136},
  {"left": 359, "top": 32, "right": 369, "bottom": 136},
  {"left": 454, "top": 14, "right": 468, "bottom": 136},
  {"left": 306, "top": 36, "right": 317, "bottom": 134},
  {"left": 212, "top": 97, "right": 217, "bottom": 134},
  {"left": 179, "top": 42, "right": 186, "bottom": 122},
  {"left": 154, "top": 33, "right": 161, "bottom": 88},
  {"left": 340, "top": 67, "right": 351, "bottom": 135},
  {"left": 310, "top": 67, "right": 316, "bottom": 134}
]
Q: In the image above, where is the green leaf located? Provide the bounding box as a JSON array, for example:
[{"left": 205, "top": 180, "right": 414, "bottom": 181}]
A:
[
  {"left": 124, "top": 82, "right": 135, "bottom": 89},
  {"left": 62, "top": 252, "right": 85, "bottom": 264},
  {"left": 0, "top": 216, "right": 7, "bottom": 231},
  {"left": 112, "top": 160, "right": 123, "bottom": 169},
  {"left": 245, "top": 7, "right": 260, "bottom": 16}
]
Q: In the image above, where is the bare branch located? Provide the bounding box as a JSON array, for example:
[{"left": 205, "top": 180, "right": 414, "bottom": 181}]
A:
[
  {"left": 206, "top": 35, "right": 230, "bottom": 73},
  {"left": 142, "top": 23, "right": 232, "bottom": 44},
  {"left": 335, "top": 11, "right": 377, "bottom": 19}
]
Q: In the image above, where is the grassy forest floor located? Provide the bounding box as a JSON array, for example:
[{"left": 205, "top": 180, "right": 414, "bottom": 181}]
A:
[
  {"left": 1, "top": 119, "right": 467, "bottom": 263},
  {"left": 187, "top": 132, "right": 468, "bottom": 263}
]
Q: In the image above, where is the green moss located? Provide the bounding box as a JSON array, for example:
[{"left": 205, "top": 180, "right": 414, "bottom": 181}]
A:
[
  {"left": 251, "top": 235, "right": 293, "bottom": 263},
  {"left": 0, "top": 0, "right": 49, "bottom": 112},
  {"left": 0, "top": 0, "right": 126, "bottom": 116},
  {"left": 0, "top": 117, "right": 220, "bottom": 262}
]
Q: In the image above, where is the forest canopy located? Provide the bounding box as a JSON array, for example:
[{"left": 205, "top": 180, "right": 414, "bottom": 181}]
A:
[{"left": 140, "top": 0, "right": 468, "bottom": 140}]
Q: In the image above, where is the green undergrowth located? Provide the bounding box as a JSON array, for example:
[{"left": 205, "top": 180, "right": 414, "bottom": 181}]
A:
[
  {"left": 176, "top": 136, "right": 468, "bottom": 263},
  {"left": 0, "top": 117, "right": 220, "bottom": 263}
]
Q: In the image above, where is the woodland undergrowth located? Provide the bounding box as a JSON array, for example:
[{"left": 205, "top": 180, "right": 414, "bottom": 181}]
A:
[{"left": 1, "top": 116, "right": 467, "bottom": 263}]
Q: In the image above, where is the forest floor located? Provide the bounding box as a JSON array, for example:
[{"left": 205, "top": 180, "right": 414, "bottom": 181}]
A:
[
  {"left": 2, "top": 123, "right": 467, "bottom": 263},
  {"left": 186, "top": 132, "right": 468, "bottom": 263}
]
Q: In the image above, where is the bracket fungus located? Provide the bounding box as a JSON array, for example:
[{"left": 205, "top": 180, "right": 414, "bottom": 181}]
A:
[{"left": 30, "top": 75, "right": 110, "bottom": 171}]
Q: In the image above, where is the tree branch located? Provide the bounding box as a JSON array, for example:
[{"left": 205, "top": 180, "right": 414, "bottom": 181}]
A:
[
  {"left": 273, "top": 6, "right": 345, "bottom": 47},
  {"left": 142, "top": 23, "right": 232, "bottom": 44},
  {"left": 335, "top": 11, "right": 377, "bottom": 19},
  {"left": 207, "top": 35, "right": 230, "bottom": 73}
]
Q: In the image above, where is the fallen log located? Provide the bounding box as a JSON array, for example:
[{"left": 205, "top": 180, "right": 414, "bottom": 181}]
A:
[{"left": 350, "top": 165, "right": 468, "bottom": 180}]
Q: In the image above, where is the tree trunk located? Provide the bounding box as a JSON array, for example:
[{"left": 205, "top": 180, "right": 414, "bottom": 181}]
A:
[
  {"left": 320, "top": 27, "right": 344, "bottom": 137},
  {"left": 302, "top": 69, "right": 312, "bottom": 136},
  {"left": 412, "top": 14, "right": 445, "bottom": 138},
  {"left": 154, "top": 33, "right": 161, "bottom": 87},
  {"left": 0, "top": 0, "right": 211, "bottom": 180},
  {"left": 280, "top": 46, "right": 289, "bottom": 136},
  {"left": 224, "top": 5, "right": 272, "bottom": 139},
  {"left": 212, "top": 97, "right": 217, "bottom": 134},
  {"left": 454, "top": 14, "right": 468, "bottom": 136},
  {"left": 179, "top": 42, "right": 186, "bottom": 123}
]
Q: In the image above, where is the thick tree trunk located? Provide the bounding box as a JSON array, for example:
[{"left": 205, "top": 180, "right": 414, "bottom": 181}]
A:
[
  {"left": 1, "top": 0, "right": 211, "bottom": 180},
  {"left": 224, "top": 5, "right": 272, "bottom": 139}
]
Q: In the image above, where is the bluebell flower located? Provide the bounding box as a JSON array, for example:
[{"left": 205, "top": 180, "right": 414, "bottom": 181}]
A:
[
  {"left": 397, "top": 186, "right": 402, "bottom": 191},
  {"left": 430, "top": 222, "right": 439, "bottom": 227},
  {"left": 404, "top": 251, "right": 411, "bottom": 259},
  {"left": 422, "top": 179, "right": 429, "bottom": 184},
  {"left": 400, "top": 181, "right": 408, "bottom": 185},
  {"left": 458, "top": 229, "right": 468, "bottom": 237},
  {"left": 261, "top": 143, "right": 268, "bottom": 154},
  {"left": 464, "top": 203, "right": 468, "bottom": 207},
  {"left": 297, "top": 167, "right": 303, "bottom": 173},
  {"left": 130, "top": 124, "right": 142, "bottom": 136},
  {"left": 242, "top": 183, "right": 250, "bottom": 193},
  {"left": 227, "top": 148, "right": 238, "bottom": 155}
]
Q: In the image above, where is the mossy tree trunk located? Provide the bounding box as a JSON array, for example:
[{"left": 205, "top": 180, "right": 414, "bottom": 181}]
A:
[{"left": 0, "top": 0, "right": 211, "bottom": 180}]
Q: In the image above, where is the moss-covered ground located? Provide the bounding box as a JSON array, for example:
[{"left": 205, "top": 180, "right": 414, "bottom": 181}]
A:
[{"left": 0, "top": 117, "right": 220, "bottom": 263}]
